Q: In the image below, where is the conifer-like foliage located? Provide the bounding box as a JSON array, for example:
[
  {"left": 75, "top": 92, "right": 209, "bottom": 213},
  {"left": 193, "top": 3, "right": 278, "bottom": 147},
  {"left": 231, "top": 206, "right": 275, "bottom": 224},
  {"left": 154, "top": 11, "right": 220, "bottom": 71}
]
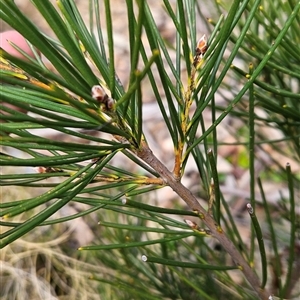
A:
[{"left": 1, "top": 1, "right": 299, "bottom": 299}]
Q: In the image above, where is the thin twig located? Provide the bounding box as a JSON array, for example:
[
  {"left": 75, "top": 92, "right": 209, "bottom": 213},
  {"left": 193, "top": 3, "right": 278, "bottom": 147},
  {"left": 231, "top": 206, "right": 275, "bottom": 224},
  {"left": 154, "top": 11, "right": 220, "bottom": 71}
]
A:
[{"left": 136, "top": 141, "right": 270, "bottom": 300}]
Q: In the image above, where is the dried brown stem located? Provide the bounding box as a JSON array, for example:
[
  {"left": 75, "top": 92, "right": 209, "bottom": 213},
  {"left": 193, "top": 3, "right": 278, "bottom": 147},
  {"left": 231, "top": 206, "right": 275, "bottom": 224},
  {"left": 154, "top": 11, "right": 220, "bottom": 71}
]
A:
[{"left": 136, "top": 142, "right": 270, "bottom": 300}]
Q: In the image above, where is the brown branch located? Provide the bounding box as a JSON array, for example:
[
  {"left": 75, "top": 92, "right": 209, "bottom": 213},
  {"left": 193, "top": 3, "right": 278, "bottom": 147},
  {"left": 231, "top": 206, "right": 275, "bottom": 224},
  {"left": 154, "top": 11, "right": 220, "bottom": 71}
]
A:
[{"left": 136, "top": 142, "right": 270, "bottom": 300}]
